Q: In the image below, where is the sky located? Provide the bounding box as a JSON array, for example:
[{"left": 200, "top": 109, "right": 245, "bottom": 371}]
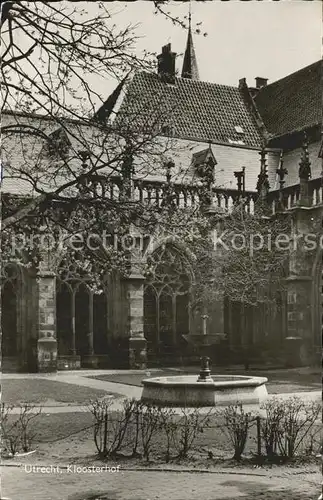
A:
[{"left": 90, "top": 0, "right": 322, "bottom": 100}]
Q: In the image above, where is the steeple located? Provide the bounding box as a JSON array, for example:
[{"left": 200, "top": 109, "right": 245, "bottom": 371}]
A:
[{"left": 181, "top": 7, "right": 199, "bottom": 80}]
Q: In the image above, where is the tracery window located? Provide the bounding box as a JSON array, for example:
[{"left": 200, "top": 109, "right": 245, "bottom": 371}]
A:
[
  {"left": 1, "top": 263, "right": 22, "bottom": 357},
  {"left": 56, "top": 257, "right": 109, "bottom": 359},
  {"left": 144, "top": 245, "right": 191, "bottom": 358}
]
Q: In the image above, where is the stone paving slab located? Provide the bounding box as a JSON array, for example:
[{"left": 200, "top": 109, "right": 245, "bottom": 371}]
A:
[{"left": 1, "top": 466, "right": 321, "bottom": 500}]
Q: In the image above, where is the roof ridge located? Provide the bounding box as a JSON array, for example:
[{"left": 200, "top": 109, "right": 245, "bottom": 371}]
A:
[
  {"left": 134, "top": 70, "right": 239, "bottom": 90},
  {"left": 257, "top": 59, "right": 321, "bottom": 92}
]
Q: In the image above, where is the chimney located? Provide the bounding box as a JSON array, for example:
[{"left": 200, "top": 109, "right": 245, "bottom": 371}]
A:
[
  {"left": 157, "top": 43, "right": 177, "bottom": 84},
  {"left": 255, "top": 77, "right": 268, "bottom": 89},
  {"left": 238, "top": 78, "right": 247, "bottom": 90}
]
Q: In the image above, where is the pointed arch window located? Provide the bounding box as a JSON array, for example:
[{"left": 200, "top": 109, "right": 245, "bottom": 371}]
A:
[{"left": 144, "top": 244, "right": 192, "bottom": 358}]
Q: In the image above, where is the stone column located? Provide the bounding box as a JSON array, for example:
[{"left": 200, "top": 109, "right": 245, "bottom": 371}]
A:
[
  {"left": 37, "top": 270, "right": 57, "bottom": 372},
  {"left": 81, "top": 290, "right": 96, "bottom": 368},
  {"left": 71, "top": 290, "right": 76, "bottom": 355},
  {"left": 206, "top": 292, "right": 225, "bottom": 336},
  {"left": 285, "top": 276, "right": 312, "bottom": 365},
  {"left": 284, "top": 205, "right": 321, "bottom": 365},
  {"left": 125, "top": 272, "right": 147, "bottom": 369},
  {"left": 88, "top": 291, "right": 94, "bottom": 356},
  {"left": 120, "top": 227, "right": 147, "bottom": 369}
]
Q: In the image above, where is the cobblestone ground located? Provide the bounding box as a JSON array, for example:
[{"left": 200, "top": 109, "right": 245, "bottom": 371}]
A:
[{"left": 1, "top": 466, "right": 321, "bottom": 500}]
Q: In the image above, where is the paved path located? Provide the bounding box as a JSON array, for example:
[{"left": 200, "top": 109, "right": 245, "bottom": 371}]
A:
[{"left": 0, "top": 464, "right": 321, "bottom": 500}]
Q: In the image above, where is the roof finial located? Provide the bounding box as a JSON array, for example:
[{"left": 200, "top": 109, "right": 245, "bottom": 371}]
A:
[
  {"left": 256, "top": 146, "right": 270, "bottom": 199},
  {"left": 299, "top": 131, "right": 311, "bottom": 181},
  {"left": 188, "top": 0, "right": 192, "bottom": 29}
]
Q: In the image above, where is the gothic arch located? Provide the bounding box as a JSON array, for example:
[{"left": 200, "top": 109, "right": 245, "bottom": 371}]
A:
[
  {"left": 1, "top": 263, "right": 27, "bottom": 364},
  {"left": 56, "top": 265, "right": 109, "bottom": 363},
  {"left": 144, "top": 235, "right": 195, "bottom": 281},
  {"left": 143, "top": 243, "right": 192, "bottom": 361}
]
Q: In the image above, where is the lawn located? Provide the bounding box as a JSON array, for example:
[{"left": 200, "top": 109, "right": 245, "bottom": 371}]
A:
[
  {"left": 1, "top": 379, "right": 119, "bottom": 404},
  {"left": 88, "top": 366, "right": 321, "bottom": 394}
]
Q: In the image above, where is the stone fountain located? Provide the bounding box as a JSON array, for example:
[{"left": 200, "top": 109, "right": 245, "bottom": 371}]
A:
[{"left": 141, "top": 314, "right": 268, "bottom": 408}]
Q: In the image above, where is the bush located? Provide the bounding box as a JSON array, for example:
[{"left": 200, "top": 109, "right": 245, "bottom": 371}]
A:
[
  {"left": 139, "top": 403, "right": 161, "bottom": 461},
  {"left": 89, "top": 398, "right": 164, "bottom": 461},
  {"left": 173, "top": 407, "right": 213, "bottom": 459},
  {"left": 88, "top": 397, "right": 322, "bottom": 464},
  {"left": 158, "top": 407, "right": 177, "bottom": 462},
  {"left": 89, "top": 398, "right": 215, "bottom": 462},
  {"left": 1, "top": 403, "right": 42, "bottom": 456},
  {"left": 217, "top": 403, "right": 254, "bottom": 461},
  {"left": 260, "top": 397, "right": 321, "bottom": 459},
  {"left": 260, "top": 398, "right": 285, "bottom": 458},
  {"left": 89, "top": 398, "right": 140, "bottom": 458}
]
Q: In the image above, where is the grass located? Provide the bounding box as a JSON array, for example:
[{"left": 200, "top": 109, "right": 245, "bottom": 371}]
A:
[
  {"left": 1, "top": 379, "right": 119, "bottom": 404},
  {"left": 88, "top": 366, "right": 321, "bottom": 394},
  {"left": 31, "top": 412, "right": 94, "bottom": 444}
]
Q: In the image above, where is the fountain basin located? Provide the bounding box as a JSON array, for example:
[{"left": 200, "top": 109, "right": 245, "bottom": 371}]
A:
[{"left": 141, "top": 375, "right": 268, "bottom": 407}]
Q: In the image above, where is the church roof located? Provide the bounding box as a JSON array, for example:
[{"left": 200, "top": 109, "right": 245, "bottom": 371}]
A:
[
  {"left": 254, "top": 60, "right": 321, "bottom": 139},
  {"left": 116, "top": 71, "right": 263, "bottom": 148}
]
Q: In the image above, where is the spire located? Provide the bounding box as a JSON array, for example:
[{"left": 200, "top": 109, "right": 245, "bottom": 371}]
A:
[
  {"left": 298, "top": 132, "right": 312, "bottom": 207},
  {"left": 256, "top": 146, "right": 270, "bottom": 200},
  {"left": 181, "top": 6, "right": 199, "bottom": 80},
  {"left": 276, "top": 151, "right": 288, "bottom": 211},
  {"left": 298, "top": 132, "right": 311, "bottom": 181}
]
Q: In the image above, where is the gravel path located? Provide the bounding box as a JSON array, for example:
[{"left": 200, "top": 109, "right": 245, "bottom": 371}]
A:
[{"left": 1, "top": 465, "right": 321, "bottom": 500}]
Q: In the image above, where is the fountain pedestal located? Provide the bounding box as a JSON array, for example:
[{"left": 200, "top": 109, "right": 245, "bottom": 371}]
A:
[
  {"left": 198, "top": 356, "right": 212, "bottom": 382},
  {"left": 182, "top": 327, "right": 226, "bottom": 383}
]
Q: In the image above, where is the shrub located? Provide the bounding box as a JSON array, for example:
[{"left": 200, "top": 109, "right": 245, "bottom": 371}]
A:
[
  {"left": 174, "top": 407, "right": 213, "bottom": 459},
  {"left": 89, "top": 398, "right": 163, "bottom": 461},
  {"left": 139, "top": 403, "right": 161, "bottom": 461},
  {"left": 261, "top": 397, "right": 322, "bottom": 459},
  {"left": 158, "top": 407, "right": 177, "bottom": 462},
  {"left": 89, "top": 398, "right": 138, "bottom": 458},
  {"left": 0, "top": 403, "right": 42, "bottom": 456},
  {"left": 217, "top": 403, "right": 253, "bottom": 461},
  {"left": 260, "top": 398, "right": 285, "bottom": 458},
  {"left": 130, "top": 399, "right": 143, "bottom": 458},
  {"left": 89, "top": 399, "right": 112, "bottom": 458},
  {"left": 17, "top": 403, "right": 42, "bottom": 453}
]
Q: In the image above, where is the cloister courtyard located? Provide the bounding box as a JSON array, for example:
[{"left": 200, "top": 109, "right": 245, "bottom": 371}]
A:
[
  {"left": 1, "top": 1, "right": 322, "bottom": 499},
  {"left": 0, "top": 366, "right": 321, "bottom": 500}
]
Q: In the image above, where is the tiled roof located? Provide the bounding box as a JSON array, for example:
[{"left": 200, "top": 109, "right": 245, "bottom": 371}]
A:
[
  {"left": 115, "top": 72, "right": 263, "bottom": 148},
  {"left": 254, "top": 60, "right": 322, "bottom": 138}
]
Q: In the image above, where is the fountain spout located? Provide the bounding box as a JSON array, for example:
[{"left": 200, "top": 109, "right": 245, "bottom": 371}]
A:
[{"left": 201, "top": 313, "right": 209, "bottom": 336}]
